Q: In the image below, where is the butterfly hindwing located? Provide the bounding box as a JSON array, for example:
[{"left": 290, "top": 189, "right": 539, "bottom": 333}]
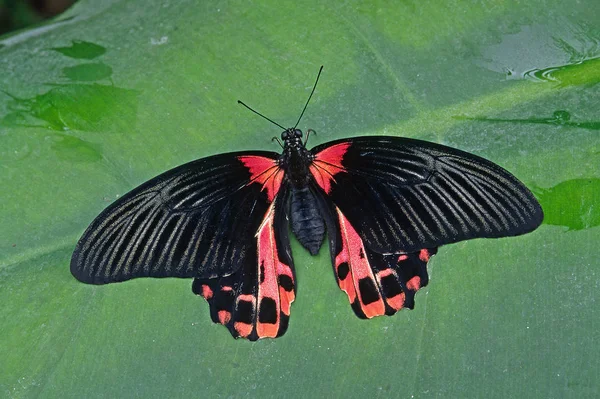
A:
[
  {"left": 193, "top": 184, "right": 296, "bottom": 340},
  {"left": 315, "top": 189, "right": 438, "bottom": 318}
]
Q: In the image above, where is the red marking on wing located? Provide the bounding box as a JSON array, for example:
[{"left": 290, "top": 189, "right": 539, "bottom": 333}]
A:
[
  {"left": 310, "top": 142, "right": 351, "bottom": 193},
  {"left": 377, "top": 269, "right": 394, "bottom": 279},
  {"left": 374, "top": 268, "right": 406, "bottom": 312},
  {"left": 218, "top": 310, "right": 231, "bottom": 324},
  {"left": 200, "top": 284, "right": 213, "bottom": 300},
  {"left": 334, "top": 207, "right": 386, "bottom": 318},
  {"left": 234, "top": 322, "right": 253, "bottom": 338},
  {"left": 406, "top": 276, "right": 421, "bottom": 291},
  {"left": 238, "top": 155, "right": 284, "bottom": 202},
  {"left": 386, "top": 291, "right": 405, "bottom": 311},
  {"left": 419, "top": 249, "right": 432, "bottom": 262},
  {"left": 237, "top": 294, "right": 255, "bottom": 303},
  {"left": 278, "top": 264, "right": 295, "bottom": 316},
  {"left": 256, "top": 203, "right": 296, "bottom": 338}
]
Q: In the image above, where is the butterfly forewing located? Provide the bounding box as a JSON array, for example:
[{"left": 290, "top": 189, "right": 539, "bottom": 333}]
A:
[
  {"left": 310, "top": 136, "right": 543, "bottom": 254},
  {"left": 70, "top": 151, "right": 279, "bottom": 284}
]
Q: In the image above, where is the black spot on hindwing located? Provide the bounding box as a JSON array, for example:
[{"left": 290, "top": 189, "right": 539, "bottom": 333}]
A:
[
  {"left": 358, "top": 277, "right": 380, "bottom": 305},
  {"left": 337, "top": 262, "right": 350, "bottom": 280},
  {"left": 259, "top": 298, "right": 278, "bottom": 324},
  {"left": 236, "top": 300, "right": 255, "bottom": 324},
  {"left": 279, "top": 275, "right": 294, "bottom": 292}
]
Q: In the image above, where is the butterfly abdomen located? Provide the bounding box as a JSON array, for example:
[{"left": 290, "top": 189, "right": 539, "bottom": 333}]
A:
[{"left": 290, "top": 187, "right": 325, "bottom": 255}]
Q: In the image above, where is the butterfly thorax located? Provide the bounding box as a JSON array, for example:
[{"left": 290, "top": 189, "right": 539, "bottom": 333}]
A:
[
  {"left": 280, "top": 128, "right": 314, "bottom": 188},
  {"left": 279, "top": 128, "right": 325, "bottom": 255}
]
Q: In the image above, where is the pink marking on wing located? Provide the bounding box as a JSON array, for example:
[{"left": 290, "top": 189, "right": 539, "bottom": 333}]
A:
[
  {"left": 221, "top": 286, "right": 233, "bottom": 292},
  {"left": 309, "top": 164, "right": 331, "bottom": 193},
  {"left": 234, "top": 322, "right": 253, "bottom": 338},
  {"left": 398, "top": 254, "right": 409, "bottom": 262},
  {"left": 218, "top": 310, "right": 231, "bottom": 324},
  {"left": 237, "top": 294, "right": 255, "bottom": 304},
  {"left": 315, "top": 142, "right": 351, "bottom": 167},
  {"left": 277, "top": 263, "right": 295, "bottom": 316},
  {"left": 334, "top": 238, "right": 356, "bottom": 303},
  {"left": 257, "top": 205, "right": 280, "bottom": 300},
  {"left": 201, "top": 284, "right": 213, "bottom": 299},
  {"left": 238, "top": 155, "right": 283, "bottom": 202},
  {"left": 255, "top": 202, "right": 295, "bottom": 337},
  {"left": 256, "top": 204, "right": 280, "bottom": 338},
  {"left": 259, "top": 317, "right": 278, "bottom": 338},
  {"left": 310, "top": 142, "right": 351, "bottom": 193},
  {"left": 376, "top": 269, "right": 405, "bottom": 311},
  {"left": 406, "top": 276, "right": 421, "bottom": 291},
  {"left": 335, "top": 207, "right": 385, "bottom": 318},
  {"left": 377, "top": 269, "right": 394, "bottom": 279},
  {"left": 388, "top": 292, "right": 406, "bottom": 311},
  {"left": 419, "top": 249, "right": 431, "bottom": 262}
]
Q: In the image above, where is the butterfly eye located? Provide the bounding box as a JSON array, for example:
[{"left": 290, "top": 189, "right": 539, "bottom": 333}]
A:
[
  {"left": 281, "top": 130, "right": 289, "bottom": 140},
  {"left": 294, "top": 129, "right": 303, "bottom": 138}
]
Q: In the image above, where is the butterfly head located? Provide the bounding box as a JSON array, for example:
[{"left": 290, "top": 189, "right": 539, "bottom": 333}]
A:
[
  {"left": 281, "top": 128, "right": 303, "bottom": 141},
  {"left": 281, "top": 128, "right": 304, "bottom": 149}
]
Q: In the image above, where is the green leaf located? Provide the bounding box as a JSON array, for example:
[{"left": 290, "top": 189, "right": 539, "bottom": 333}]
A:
[{"left": 1, "top": 1, "right": 599, "bottom": 398}]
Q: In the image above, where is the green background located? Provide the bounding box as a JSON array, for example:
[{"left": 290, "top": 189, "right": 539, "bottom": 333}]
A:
[{"left": 1, "top": 1, "right": 599, "bottom": 398}]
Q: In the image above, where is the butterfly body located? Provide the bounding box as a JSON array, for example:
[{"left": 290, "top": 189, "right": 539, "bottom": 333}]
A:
[
  {"left": 279, "top": 128, "right": 314, "bottom": 187},
  {"left": 278, "top": 128, "right": 326, "bottom": 255}
]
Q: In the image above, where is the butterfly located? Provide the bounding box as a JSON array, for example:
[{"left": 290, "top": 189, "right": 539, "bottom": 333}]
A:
[{"left": 71, "top": 66, "right": 544, "bottom": 341}]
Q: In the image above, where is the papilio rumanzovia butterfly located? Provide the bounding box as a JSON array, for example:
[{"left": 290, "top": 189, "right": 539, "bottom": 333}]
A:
[{"left": 71, "top": 67, "right": 543, "bottom": 340}]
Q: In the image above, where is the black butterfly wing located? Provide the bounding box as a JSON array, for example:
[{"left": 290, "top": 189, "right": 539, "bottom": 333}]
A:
[
  {"left": 309, "top": 136, "right": 543, "bottom": 318},
  {"left": 71, "top": 151, "right": 282, "bottom": 284}
]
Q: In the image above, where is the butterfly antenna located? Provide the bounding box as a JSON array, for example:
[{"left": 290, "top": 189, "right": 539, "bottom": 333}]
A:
[
  {"left": 237, "top": 100, "right": 287, "bottom": 130},
  {"left": 294, "top": 65, "right": 323, "bottom": 128}
]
